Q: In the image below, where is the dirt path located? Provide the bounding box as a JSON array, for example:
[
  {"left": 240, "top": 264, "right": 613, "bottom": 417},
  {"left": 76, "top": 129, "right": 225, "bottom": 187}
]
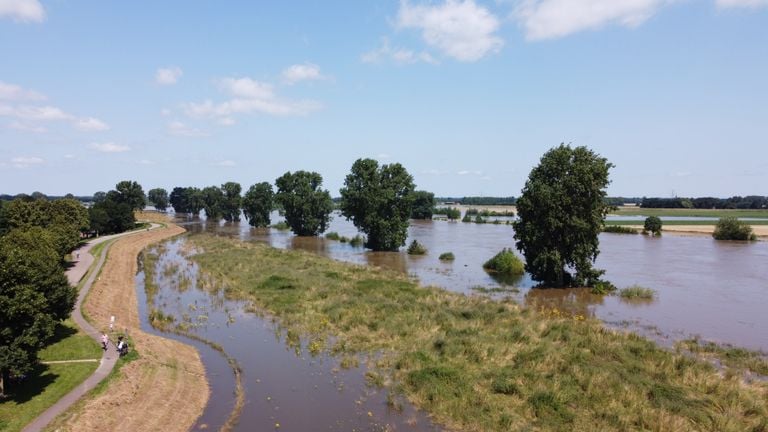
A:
[{"left": 43, "top": 220, "right": 209, "bottom": 432}]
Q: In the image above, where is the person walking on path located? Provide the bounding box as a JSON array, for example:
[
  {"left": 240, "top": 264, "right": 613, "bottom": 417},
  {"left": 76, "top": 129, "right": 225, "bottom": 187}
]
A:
[{"left": 101, "top": 333, "right": 109, "bottom": 351}]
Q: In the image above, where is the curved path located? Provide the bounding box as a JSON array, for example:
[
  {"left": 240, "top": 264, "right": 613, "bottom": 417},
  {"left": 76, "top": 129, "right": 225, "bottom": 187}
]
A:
[{"left": 22, "top": 225, "right": 158, "bottom": 432}]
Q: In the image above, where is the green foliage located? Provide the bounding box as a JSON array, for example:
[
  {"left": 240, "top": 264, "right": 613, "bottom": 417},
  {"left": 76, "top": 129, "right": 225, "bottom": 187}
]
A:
[
  {"left": 271, "top": 221, "right": 290, "bottom": 231},
  {"left": 221, "top": 182, "right": 243, "bottom": 222},
  {"left": 201, "top": 186, "right": 225, "bottom": 221},
  {"left": 643, "top": 216, "right": 663, "bottom": 236},
  {"left": 619, "top": 285, "right": 656, "bottom": 299},
  {"left": 339, "top": 158, "right": 416, "bottom": 251},
  {"left": 147, "top": 188, "right": 169, "bottom": 212},
  {"left": 434, "top": 207, "right": 461, "bottom": 220},
  {"left": 169, "top": 186, "right": 204, "bottom": 216},
  {"left": 242, "top": 182, "right": 274, "bottom": 227},
  {"left": 474, "top": 215, "right": 486, "bottom": 224},
  {"left": 324, "top": 231, "right": 341, "bottom": 240},
  {"left": 482, "top": 248, "right": 525, "bottom": 275},
  {"left": 349, "top": 234, "right": 364, "bottom": 247},
  {"left": 1, "top": 198, "right": 89, "bottom": 256},
  {"left": 275, "top": 171, "right": 334, "bottom": 236},
  {"left": 410, "top": 190, "right": 435, "bottom": 219},
  {"left": 712, "top": 216, "right": 757, "bottom": 241},
  {"left": 461, "top": 214, "right": 471, "bottom": 223},
  {"left": 0, "top": 229, "right": 76, "bottom": 395},
  {"left": 115, "top": 180, "right": 146, "bottom": 212},
  {"left": 513, "top": 144, "right": 614, "bottom": 287},
  {"left": 406, "top": 240, "right": 427, "bottom": 255},
  {"left": 438, "top": 252, "right": 455, "bottom": 261},
  {"left": 590, "top": 281, "right": 617, "bottom": 295},
  {"left": 89, "top": 198, "right": 134, "bottom": 235},
  {"left": 603, "top": 225, "right": 639, "bottom": 234}
]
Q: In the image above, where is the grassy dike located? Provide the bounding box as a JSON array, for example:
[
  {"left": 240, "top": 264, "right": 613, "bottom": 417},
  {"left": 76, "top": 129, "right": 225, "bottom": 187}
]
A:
[{"left": 188, "top": 234, "right": 767, "bottom": 431}]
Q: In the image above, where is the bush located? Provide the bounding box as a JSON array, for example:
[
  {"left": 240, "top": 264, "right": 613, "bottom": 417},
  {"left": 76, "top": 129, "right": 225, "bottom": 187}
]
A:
[
  {"left": 349, "top": 234, "right": 364, "bottom": 247},
  {"left": 339, "top": 236, "right": 350, "bottom": 243},
  {"left": 434, "top": 207, "right": 461, "bottom": 220},
  {"left": 474, "top": 215, "right": 486, "bottom": 224},
  {"left": 590, "top": 280, "right": 617, "bottom": 295},
  {"left": 271, "top": 221, "right": 289, "bottom": 230},
  {"left": 483, "top": 248, "right": 524, "bottom": 275},
  {"left": 438, "top": 252, "right": 455, "bottom": 261},
  {"left": 324, "top": 231, "right": 341, "bottom": 241},
  {"left": 619, "top": 285, "right": 655, "bottom": 299},
  {"left": 406, "top": 240, "right": 427, "bottom": 255},
  {"left": 603, "top": 225, "right": 638, "bottom": 234},
  {"left": 713, "top": 217, "right": 756, "bottom": 241},
  {"left": 461, "top": 214, "right": 472, "bottom": 223},
  {"left": 643, "top": 216, "right": 662, "bottom": 236}
]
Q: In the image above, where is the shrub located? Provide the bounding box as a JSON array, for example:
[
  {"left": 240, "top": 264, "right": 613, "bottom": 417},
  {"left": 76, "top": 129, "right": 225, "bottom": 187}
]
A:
[
  {"left": 713, "top": 217, "right": 756, "bottom": 241},
  {"left": 339, "top": 236, "right": 350, "bottom": 243},
  {"left": 324, "top": 231, "right": 341, "bottom": 241},
  {"left": 590, "top": 280, "right": 617, "bottom": 295},
  {"left": 643, "top": 216, "right": 662, "bottom": 236},
  {"left": 603, "top": 225, "right": 638, "bottom": 234},
  {"left": 619, "top": 285, "right": 655, "bottom": 299},
  {"left": 483, "top": 248, "right": 524, "bottom": 275},
  {"left": 271, "top": 221, "right": 289, "bottom": 230},
  {"left": 461, "top": 214, "right": 472, "bottom": 223},
  {"left": 406, "top": 240, "right": 427, "bottom": 255},
  {"left": 349, "top": 235, "right": 364, "bottom": 247},
  {"left": 438, "top": 252, "right": 455, "bottom": 261},
  {"left": 474, "top": 215, "right": 486, "bottom": 224},
  {"left": 434, "top": 207, "right": 461, "bottom": 220}
]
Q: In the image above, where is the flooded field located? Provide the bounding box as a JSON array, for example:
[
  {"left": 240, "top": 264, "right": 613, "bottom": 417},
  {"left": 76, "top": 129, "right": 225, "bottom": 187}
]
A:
[
  {"left": 180, "top": 211, "right": 768, "bottom": 352},
  {"left": 139, "top": 238, "right": 438, "bottom": 432}
]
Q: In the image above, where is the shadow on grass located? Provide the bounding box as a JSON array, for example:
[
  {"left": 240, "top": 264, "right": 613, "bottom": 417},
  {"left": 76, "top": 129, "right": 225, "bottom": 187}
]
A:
[
  {"left": 3, "top": 364, "right": 58, "bottom": 404},
  {"left": 45, "top": 324, "right": 78, "bottom": 347}
]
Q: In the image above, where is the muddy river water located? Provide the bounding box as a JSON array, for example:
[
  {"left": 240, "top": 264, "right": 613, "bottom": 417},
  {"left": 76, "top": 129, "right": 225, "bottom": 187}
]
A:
[{"left": 139, "top": 212, "right": 767, "bottom": 430}]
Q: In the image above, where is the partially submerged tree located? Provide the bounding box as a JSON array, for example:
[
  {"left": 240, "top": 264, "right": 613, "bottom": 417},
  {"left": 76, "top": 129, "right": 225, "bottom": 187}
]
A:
[
  {"left": 713, "top": 216, "right": 756, "bottom": 241},
  {"left": 202, "top": 186, "right": 225, "bottom": 221},
  {"left": 242, "top": 182, "right": 274, "bottom": 227},
  {"left": 0, "top": 229, "right": 76, "bottom": 396},
  {"left": 275, "top": 171, "right": 333, "bottom": 236},
  {"left": 410, "top": 190, "right": 435, "bottom": 220},
  {"left": 513, "top": 144, "right": 614, "bottom": 287},
  {"left": 147, "top": 188, "right": 169, "bottom": 212},
  {"left": 221, "top": 182, "right": 243, "bottom": 222},
  {"left": 339, "top": 158, "right": 416, "bottom": 251},
  {"left": 643, "top": 216, "right": 662, "bottom": 236}
]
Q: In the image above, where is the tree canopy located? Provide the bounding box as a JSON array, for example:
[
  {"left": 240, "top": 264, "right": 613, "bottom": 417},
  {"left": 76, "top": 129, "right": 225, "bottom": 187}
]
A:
[
  {"left": 513, "top": 144, "right": 614, "bottom": 287},
  {"left": 0, "top": 228, "right": 76, "bottom": 395},
  {"left": 275, "top": 171, "right": 333, "bottom": 236},
  {"left": 221, "top": 182, "right": 242, "bottom": 222},
  {"left": 147, "top": 188, "right": 169, "bottom": 212},
  {"left": 243, "top": 182, "right": 274, "bottom": 227},
  {"left": 339, "top": 158, "right": 416, "bottom": 251},
  {"left": 202, "top": 186, "right": 225, "bottom": 221},
  {"left": 0, "top": 197, "right": 89, "bottom": 256},
  {"left": 115, "top": 180, "right": 146, "bottom": 212},
  {"left": 410, "top": 190, "right": 435, "bottom": 220}
]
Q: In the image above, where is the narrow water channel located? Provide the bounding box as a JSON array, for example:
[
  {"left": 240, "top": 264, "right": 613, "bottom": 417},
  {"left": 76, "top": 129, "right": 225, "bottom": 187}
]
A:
[{"left": 138, "top": 237, "right": 439, "bottom": 432}]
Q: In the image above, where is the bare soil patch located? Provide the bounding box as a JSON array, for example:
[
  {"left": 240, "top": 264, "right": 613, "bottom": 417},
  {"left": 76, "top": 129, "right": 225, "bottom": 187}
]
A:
[{"left": 46, "top": 221, "right": 208, "bottom": 432}]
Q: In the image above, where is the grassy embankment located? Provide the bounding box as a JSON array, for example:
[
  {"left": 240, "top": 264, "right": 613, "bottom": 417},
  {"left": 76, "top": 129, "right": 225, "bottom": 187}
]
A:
[
  {"left": 610, "top": 207, "right": 768, "bottom": 219},
  {"left": 0, "top": 321, "right": 101, "bottom": 432},
  {"left": 188, "top": 234, "right": 768, "bottom": 432}
]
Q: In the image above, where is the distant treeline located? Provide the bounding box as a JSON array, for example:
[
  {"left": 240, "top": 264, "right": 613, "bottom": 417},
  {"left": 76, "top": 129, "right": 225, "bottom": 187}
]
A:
[
  {"left": 0, "top": 193, "right": 95, "bottom": 202},
  {"left": 639, "top": 196, "right": 767, "bottom": 209},
  {"left": 436, "top": 196, "right": 517, "bottom": 205}
]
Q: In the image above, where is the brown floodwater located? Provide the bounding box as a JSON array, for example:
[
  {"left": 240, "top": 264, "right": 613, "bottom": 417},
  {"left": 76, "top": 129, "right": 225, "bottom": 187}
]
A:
[
  {"left": 180, "top": 211, "right": 768, "bottom": 352},
  {"left": 138, "top": 238, "right": 440, "bottom": 432}
]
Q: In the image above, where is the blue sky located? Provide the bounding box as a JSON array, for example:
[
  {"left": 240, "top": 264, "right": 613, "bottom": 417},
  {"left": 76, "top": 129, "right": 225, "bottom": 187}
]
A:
[{"left": 1, "top": 0, "right": 767, "bottom": 197}]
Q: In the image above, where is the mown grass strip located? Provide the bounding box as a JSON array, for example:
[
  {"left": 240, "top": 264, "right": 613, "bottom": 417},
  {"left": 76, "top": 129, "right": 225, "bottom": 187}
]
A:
[{"left": 188, "top": 234, "right": 768, "bottom": 432}]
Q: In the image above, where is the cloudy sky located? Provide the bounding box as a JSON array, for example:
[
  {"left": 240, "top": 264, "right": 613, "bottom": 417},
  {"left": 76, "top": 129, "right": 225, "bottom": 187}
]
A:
[{"left": 1, "top": 0, "right": 766, "bottom": 197}]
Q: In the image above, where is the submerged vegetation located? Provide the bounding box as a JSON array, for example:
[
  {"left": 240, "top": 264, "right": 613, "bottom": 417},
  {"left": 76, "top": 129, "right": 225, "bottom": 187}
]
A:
[
  {"left": 482, "top": 248, "right": 525, "bottom": 276},
  {"left": 603, "top": 225, "right": 639, "bottom": 234},
  {"left": 438, "top": 252, "right": 455, "bottom": 261},
  {"left": 619, "top": 285, "right": 656, "bottom": 300},
  {"left": 188, "top": 234, "right": 768, "bottom": 431},
  {"left": 713, "top": 216, "right": 757, "bottom": 241},
  {"left": 406, "top": 239, "right": 427, "bottom": 255}
]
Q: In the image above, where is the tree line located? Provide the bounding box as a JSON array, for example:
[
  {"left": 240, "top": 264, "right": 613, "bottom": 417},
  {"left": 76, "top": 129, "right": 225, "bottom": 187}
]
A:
[{"left": 639, "top": 196, "right": 767, "bottom": 209}]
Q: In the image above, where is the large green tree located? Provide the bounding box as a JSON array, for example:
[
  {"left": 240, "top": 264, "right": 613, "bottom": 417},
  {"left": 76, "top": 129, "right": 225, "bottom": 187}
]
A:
[
  {"left": 0, "top": 228, "right": 76, "bottom": 396},
  {"left": 1, "top": 198, "right": 89, "bottom": 256},
  {"left": 115, "top": 180, "right": 146, "bottom": 212},
  {"left": 410, "top": 190, "right": 435, "bottom": 220},
  {"left": 147, "top": 188, "right": 169, "bottom": 212},
  {"left": 275, "top": 171, "right": 333, "bottom": 236},
  {"left": 339, "top": 158, "right": 416, "bottom": 251},
  {"left": 221, "top": 182, "right": 242, "bottom": 222},
  {"left": 202, "top": 186, "right": 225, "bottom": 221},
  {"left": 242, "top": 182, "right": 274, "bottom": 227},
  {"left": 170, "top": 186, "right": 204, "bottom": 216},
  {"left": 513, "top": 144, "right": 614, "bottom": 287}
]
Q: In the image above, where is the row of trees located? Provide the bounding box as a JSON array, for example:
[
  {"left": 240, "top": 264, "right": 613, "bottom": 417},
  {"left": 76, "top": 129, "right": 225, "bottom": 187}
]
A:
[{"left": 640, "top": 196, "right": 767, "bottom": 209}]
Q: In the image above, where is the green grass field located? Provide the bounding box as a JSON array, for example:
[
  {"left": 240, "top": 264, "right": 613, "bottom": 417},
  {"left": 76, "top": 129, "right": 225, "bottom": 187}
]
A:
[
  {"left": 611, "top": 207, "right": 768, "bottom": 219},
  {"left": 186, "top": 234, "right": 768, "bottom": 432},
  {"left": 605, "top": 219, "right": 768, "bottom": 226},
  {"left": 0, "top": 321, "right": 100, "bottom": 432}
]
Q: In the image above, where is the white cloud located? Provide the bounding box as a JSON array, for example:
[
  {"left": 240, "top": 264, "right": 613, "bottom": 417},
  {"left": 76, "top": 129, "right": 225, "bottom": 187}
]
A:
[
  {"left": 155, "top": 66, "right": 183, "bottom": 85},
  {"left": 515, "top": 0, "right": 667, "bottom": 40},
  {"left": 10, "top": 156, "right": 44, "bottom": 168},
  {"left": 214, "top": 160, "right": 236, "bottom": 167},
  {"left": 90, "top": 142, "right": 130, "bottom": 153},
  {"left": 8, "top": 121, "right": 45, "bottom": 133},
  {"left": 0, "top": 0, "right": 45, "bottom": 23},
  {"left": 281, "top": 63, "right": 325, "bottom": 84},
  {"left": 397, "top": 0, "right": 503, "bottom": 62},
  {"left": 75, "top": 117, "right": 110, "bottom": 131},
  {"left": 716, "top": 0, "right": 768, "bottom": 8},
  {"left": 0, "top": 80, "right": 45, "bottom": 101},
  {"left": 361, "top": 38, "right": 438, "bottom": 65},
  {"left": 183, "top": 76, "right": 322, "bottom": 119},
  {"left": 457, "top": 169, "right": 483, "bottom": 175},
  {"left": 168, "top": 120, "right": 208, "bottom": 137},
  {"left": 217, "top": 117, "right": 236, "bottom": 126},
  {"left": 12, "top": 105, "right": 71, "bottom": 121}
]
